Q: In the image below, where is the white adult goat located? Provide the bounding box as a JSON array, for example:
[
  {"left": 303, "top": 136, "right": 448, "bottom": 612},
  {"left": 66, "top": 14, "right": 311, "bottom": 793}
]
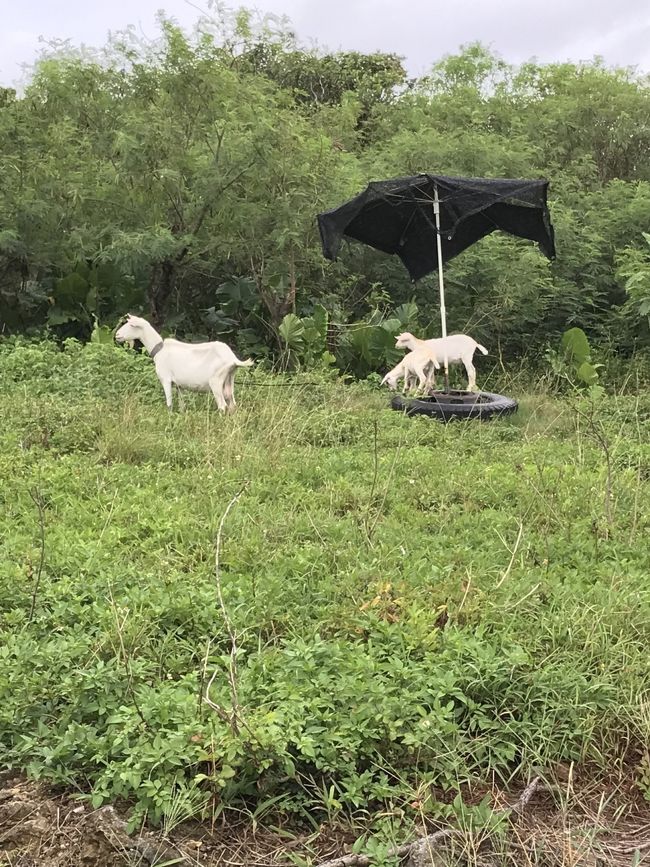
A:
[
  {"left": 395, "top": 332, "right": 488, "bottom": 392},
  {"left": 115, "top": 314, "right": 253, "bottom": 412},
  {"left": 381, "top": 347, "right": 440, "bottom": 393}
]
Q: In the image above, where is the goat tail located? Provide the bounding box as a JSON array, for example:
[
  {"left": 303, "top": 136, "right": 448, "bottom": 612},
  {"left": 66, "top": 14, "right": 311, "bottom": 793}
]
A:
[
  {"left": 476, "top": 343, "right": 488, "bottom": 355},
  {"left": 236, "top": 358, "right": 254, "bottom": 368}
]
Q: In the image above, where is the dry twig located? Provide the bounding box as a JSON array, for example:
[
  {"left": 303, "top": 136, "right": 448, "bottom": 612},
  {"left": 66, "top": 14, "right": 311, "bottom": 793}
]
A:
[
  {"left": 313, "top": 777, "right": 542, "bottom": 867},
  {"left": 91, "top": 805, "right": 191, "bottom": 865},
  {"left": 204, "top": 484, "right": 250, "bottom": 737},
  {"left": 27, "top": 488, "right": 46, "bottom": 623}
]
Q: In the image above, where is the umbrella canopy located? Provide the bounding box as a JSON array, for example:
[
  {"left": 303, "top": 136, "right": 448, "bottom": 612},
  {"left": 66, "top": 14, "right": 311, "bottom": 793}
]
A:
[{"left": 317, "top": 174, "right": 555, "bottom": 282}]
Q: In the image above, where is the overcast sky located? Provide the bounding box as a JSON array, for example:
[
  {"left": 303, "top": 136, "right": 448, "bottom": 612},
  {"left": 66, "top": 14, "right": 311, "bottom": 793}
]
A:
[{"left": 2, "top": 0, "right": 650, "bottom": 89}]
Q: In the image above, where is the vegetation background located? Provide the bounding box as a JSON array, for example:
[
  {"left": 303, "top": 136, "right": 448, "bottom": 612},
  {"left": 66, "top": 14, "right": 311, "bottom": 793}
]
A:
[
  {"left": 1, "top": 6, "right": 650, "bottom": 372},
  {"left": 2, "top": 6, "right": 650, "bottom": 865}
]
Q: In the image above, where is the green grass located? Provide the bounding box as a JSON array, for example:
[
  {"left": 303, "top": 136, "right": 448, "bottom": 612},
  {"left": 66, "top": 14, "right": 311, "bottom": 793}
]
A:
[{"left": 1, "top": 337, "right": 650, "bottom": 839}]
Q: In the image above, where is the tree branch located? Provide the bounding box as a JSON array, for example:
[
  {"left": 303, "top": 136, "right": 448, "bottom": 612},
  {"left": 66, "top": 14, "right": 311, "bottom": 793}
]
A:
[{"left": 190, "top": 158, "right": 258, "bottom": 241}]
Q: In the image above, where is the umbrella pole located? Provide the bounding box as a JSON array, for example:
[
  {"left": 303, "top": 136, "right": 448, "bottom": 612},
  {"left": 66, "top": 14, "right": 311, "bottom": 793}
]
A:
[{"left": 433, "top": 183, "right": 449, "bottom": 391}]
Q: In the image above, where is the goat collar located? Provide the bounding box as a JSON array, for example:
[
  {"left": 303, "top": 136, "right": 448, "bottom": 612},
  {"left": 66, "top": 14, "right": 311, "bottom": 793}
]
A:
[{"left": 149, "top": 340, "right": 164, "bottom": 360}]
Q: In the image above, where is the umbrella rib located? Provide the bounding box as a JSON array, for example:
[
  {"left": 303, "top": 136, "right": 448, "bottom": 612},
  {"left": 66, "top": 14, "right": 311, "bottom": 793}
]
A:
[{"left": 398, "top": 208, "right": 418, "bottom": 248}]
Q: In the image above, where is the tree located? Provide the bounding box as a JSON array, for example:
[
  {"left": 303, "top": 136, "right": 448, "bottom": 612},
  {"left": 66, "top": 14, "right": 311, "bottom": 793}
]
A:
[{"left": 1, "top": 27, "right": 650, "bottom": 363}]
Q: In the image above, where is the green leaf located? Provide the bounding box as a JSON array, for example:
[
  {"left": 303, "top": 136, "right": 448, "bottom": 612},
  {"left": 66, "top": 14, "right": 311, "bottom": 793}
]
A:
[
  {"left": 380, "top": 317, "right": 401, "bottom": 335},
  {"left": 561, "top": 327, "right": 591, "bottom": 364},
  {"left": 54, "top": 273, "right": 89, "bottom": 306},
  {"left": 278, "top": 313, "right": 305, "bottom": 350},
  {"left": 394, "top": 302, "right": 418, "bottom": 328},
  {"left": 576, "top": 361, "right": 599, "bottom": 385},
  {"left": 47, "top": 307, "right": 78, "bottom": 326},
  {"left": 311, "top": 304, "right": 329, "bottom": 339},
  {"left": 368, "top": 325, "right": 401, "bottom": 367},
  {"left": 90, "top": 317, "right": 114, "bottom": 344}
]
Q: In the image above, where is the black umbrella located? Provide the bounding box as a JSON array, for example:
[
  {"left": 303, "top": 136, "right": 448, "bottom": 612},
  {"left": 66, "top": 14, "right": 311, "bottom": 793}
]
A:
[{"left": 317, "top": 173, "right": 555, "bottom": 384}]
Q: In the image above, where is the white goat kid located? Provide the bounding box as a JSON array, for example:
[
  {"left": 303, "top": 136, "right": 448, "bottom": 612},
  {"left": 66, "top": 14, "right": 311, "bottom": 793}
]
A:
[
  {"left": 381, "top": 347, "right": 440, "bottom": 393},
  {"left": 395, "top": 332, "right": 488, "bottom": 392},
  {"left": 115, "top": 314, "right": 253, "bottom": 412}
]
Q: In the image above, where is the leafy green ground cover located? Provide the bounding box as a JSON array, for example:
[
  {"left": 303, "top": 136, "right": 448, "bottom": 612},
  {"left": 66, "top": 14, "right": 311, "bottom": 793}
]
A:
[{"left": 1, "top": 338, "right": 649, "bottom": 839}]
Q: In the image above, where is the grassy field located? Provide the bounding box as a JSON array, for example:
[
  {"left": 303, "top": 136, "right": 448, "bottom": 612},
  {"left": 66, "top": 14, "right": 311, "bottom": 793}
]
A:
[{"left": 1, "top": 337, "right": 650, "bottom": 862}]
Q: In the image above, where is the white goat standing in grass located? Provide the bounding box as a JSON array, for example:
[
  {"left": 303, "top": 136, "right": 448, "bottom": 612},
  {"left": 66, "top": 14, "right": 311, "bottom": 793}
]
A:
[
  {"left": 395, "top": 332, "right": 488, "bottom": 392},
  {"left": 381, "top": 347, "right": 440, "bottom": 393},
  {"left": 115, "top": 314, "right": 253, "bottom": 412}
]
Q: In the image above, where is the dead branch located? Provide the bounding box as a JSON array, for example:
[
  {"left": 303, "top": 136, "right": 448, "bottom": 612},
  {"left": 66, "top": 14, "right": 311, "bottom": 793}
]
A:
[
  {"left": 609, "top": 838, "right": 650, "bottom": 854},
  {"left": 365, "top": 429, "right": 404, "bottom": 545},
  {"left": 91, "top": 805, "right": 191, "bottom": 865},
  {"left": 495, "top": 520, "right": 524, "bottom": 588},
  {"left": 361, "top": 419, "right": 380, "bottom": 544},
  {"left": 313, "top": 777, "right": 541, "bottom": 867},
  {"left": 204, "top": 484, "right": 248, "bottom": 737},
  {"left": 314, "top": 830, "right": 455, "bottom": 867},
  {"left": 510, "top": 775, "right": 541, "bottom": 817},
  {"left": 570, "top": 398, "right": 614, "bottom": 536},
  {"left": 27, "top": 488, "right": 46, "bottom": 623},
  {"left": 107, "top": 591, "right": 150, "bottom": 731}
]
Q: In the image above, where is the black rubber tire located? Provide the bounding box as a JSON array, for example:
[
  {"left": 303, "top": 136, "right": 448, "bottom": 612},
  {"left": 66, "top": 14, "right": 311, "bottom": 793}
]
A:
[{"left": 390, "top": 390, "right": 518, "bottom": 422}]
